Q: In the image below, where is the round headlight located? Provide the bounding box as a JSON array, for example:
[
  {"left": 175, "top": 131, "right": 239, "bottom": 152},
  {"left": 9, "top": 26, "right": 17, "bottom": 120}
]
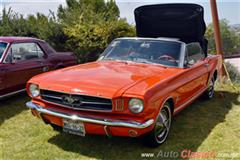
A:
[
  {"left": 29, "top": 84, "right": 40, "bottom": 97},
  {"left": 128, "top": 98, "right": 144, "bottom": 114}
]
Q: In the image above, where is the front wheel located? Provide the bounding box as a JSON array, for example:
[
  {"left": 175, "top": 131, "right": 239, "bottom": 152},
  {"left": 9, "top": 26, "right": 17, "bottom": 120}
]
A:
[
  {"left": 141, "top": 102, "right": 172, "bottom": 147},
  {"left": 202, "top": 77, "right": 215, "bottom": 100}
]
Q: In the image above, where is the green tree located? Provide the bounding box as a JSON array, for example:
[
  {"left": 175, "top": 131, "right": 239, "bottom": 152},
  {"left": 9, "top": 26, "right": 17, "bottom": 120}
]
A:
[
  {"left": 0, "top": 8, "right": 28, "bottom": 36},
  {"left": 0, "top": 1, "right": 135, "bottom": 62},
  {"left": 58, "top": 0, "right": 135, "bottom": 62},
  {"left": 205, "top": 19, "right": 240, "bottom": 55},
  {"left": 0, "top": 8, "right": 66, "bottom": 51}
]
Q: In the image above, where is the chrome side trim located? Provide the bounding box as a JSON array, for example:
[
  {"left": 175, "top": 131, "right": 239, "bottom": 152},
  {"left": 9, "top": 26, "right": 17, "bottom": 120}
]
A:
[
  {"left": 173, "top": 88, "right": 206, "bottom": 113},
  {"left": 0, "top": 89, "right": 26, "bottom": 99},
  {"left": 26, "top": 101, "right": 154, "bottom": 129}
]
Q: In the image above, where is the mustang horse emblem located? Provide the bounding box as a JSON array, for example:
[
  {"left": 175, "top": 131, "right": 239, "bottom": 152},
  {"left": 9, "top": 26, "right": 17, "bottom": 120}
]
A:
[{"left": 62, "top": 95, "right": 78, "bottom": 104}]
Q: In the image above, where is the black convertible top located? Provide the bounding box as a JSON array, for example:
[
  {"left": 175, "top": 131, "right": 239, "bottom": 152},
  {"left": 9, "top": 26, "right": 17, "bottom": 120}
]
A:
[{"left": 134, "top": 3, "right": 208, "bottom": 56}]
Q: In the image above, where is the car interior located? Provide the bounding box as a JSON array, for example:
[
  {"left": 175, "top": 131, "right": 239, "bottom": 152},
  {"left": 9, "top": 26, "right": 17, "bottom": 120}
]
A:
[
  {"left": 7, "top": 43, "right": 44, "bottom": 62},
  {"left": 185, "top": 42, "right": 205, "bottom": 67}
]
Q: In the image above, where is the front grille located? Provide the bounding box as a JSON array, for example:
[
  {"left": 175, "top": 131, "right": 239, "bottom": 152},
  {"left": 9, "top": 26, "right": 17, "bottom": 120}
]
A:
[{"left": 41, "top": 90, "right": 112, "bottom": 111}]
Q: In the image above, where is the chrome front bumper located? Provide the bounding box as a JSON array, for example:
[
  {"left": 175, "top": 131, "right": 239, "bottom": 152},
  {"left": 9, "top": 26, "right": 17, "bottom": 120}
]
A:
[{"left": 26, "top": 101, "right": 154, "bottom": 129}]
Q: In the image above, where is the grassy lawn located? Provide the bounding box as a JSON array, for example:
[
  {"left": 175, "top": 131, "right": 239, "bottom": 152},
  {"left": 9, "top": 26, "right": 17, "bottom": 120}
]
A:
[{"left": 0, "top": 85, "right": 239, "bottom": 160}]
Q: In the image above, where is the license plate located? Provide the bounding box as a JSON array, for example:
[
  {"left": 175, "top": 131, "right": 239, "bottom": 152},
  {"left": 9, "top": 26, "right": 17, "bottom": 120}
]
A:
[{"left": 63, "top": 119, "right": 86, "bottom": 137}]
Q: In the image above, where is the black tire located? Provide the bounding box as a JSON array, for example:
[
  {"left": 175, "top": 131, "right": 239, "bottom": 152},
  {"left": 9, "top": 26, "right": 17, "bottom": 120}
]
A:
[
  {"left": 202, "top": 77, "right": 215, "bottom": 100},
  {"left": 50, "top": 123, "right": 62, "bottom": 132},
  {"left": 141, "top": 102, "right": 172, "bottom": 147}
]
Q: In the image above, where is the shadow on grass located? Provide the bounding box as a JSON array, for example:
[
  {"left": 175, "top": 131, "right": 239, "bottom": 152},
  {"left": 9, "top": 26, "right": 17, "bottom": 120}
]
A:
[
  {"left": 48, "top": 90, "right": 239, "bottom": 160},
  {"left": 0, "top": 93, "right": 29, "bottom": 125}
]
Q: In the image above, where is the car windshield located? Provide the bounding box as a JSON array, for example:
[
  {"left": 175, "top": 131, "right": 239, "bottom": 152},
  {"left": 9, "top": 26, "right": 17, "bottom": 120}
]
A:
[
  {"left": 0, "top": 42, "right": 8, "bottom": 61},
  {"left": 100, "top": 39, "right": 182, "bottom": 67}
]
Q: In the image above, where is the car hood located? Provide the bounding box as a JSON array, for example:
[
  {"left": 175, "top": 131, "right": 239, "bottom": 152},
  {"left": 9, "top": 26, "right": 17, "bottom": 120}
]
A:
[{"left": 31, "top": 61, "right": 181, "bottom": 98}]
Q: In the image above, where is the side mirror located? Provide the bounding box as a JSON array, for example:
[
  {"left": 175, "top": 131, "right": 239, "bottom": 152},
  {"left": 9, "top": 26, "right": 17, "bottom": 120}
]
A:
[{"left": 188, "top": 59, "right": 195, "bottom": 65}]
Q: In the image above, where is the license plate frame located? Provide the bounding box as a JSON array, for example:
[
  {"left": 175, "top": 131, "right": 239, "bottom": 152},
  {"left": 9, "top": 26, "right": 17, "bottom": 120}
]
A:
[{"left": 63, "top": 119, "right": 86, "bottom": 137}]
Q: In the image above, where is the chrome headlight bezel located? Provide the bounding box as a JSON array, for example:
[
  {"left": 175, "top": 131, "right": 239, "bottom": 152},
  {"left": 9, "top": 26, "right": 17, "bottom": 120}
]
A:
[
  {"left": 29, "top": 84, "right": 40, "bottom": 97},
  {"left": 128, "top": 98, "right": 144, "bottom": 114}
]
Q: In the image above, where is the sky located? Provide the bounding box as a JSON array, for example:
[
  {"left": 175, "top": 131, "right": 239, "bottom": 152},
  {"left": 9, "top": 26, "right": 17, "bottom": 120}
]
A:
[{"left": 0, "top": 0, "right": 239, "bottom": 25}]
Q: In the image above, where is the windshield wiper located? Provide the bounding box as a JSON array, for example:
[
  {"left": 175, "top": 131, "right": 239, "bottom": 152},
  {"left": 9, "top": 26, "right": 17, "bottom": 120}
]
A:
[
  {"left": 101, "top": 58, "right": 130, "bottom": 63},
  {"left": 133, "top": 59, "right": 156, "bottom": 64},
  {"left": 102, "top": 58, "right": 168, "bottom": 68},
  {"left": 102, "top": 57, "right": 116, "bottom": 61},
  {"left": 132, "top": 59, "right": 169, "bottom": 68}
]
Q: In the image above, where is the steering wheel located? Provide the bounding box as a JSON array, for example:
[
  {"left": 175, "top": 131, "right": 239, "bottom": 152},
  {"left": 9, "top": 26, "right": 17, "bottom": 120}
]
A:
[{"left": 158, "top": 54, "right": 176, "bottom": 62}]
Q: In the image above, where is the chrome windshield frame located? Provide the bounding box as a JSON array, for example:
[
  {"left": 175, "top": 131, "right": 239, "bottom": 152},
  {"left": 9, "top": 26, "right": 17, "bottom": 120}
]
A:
[
  {"left": 0, "top": 42, "right": 9, "bottom": 63},
  {"left": 99, "top": 37, "right": 186, "bottom": 68},
  {"left": 179, "top": 42, "right": 186, "bottom": 68}
]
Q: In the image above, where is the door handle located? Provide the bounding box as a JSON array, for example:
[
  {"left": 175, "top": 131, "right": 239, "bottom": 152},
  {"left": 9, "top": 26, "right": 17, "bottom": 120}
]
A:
[
  {"left": 36, "top": 60, "right": 44, "bottom": 65},
  {"left": 204, "top": 64, "right": 210, "bottom": 67}
]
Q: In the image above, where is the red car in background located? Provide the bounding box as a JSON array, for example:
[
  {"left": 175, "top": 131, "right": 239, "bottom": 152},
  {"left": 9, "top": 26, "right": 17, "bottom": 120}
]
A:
[{"left": 0, "top": 37, "right": 77, "bottom": 99}]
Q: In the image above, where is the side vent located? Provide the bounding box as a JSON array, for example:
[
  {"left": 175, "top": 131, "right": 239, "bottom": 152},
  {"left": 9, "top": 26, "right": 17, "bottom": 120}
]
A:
[{"left": 115, "top": 99, "right": 124, "bottom": 111}]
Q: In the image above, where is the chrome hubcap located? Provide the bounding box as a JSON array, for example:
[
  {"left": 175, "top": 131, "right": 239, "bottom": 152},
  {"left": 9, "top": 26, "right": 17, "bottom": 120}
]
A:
[
  {"left": 155, "top": 105, "right": 171, "bottom": 143},
  {"left": 208, "top": 79, "right": 214, "bottom": 98}
]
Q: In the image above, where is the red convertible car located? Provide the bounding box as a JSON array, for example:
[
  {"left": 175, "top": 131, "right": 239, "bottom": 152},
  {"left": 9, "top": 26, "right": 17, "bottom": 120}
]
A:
[
  {"left": 0, "top": 37, "right": 77, "bottom": 99},
  {"left": 26, "top": 4, "right": 222, "bottom": 147}
]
